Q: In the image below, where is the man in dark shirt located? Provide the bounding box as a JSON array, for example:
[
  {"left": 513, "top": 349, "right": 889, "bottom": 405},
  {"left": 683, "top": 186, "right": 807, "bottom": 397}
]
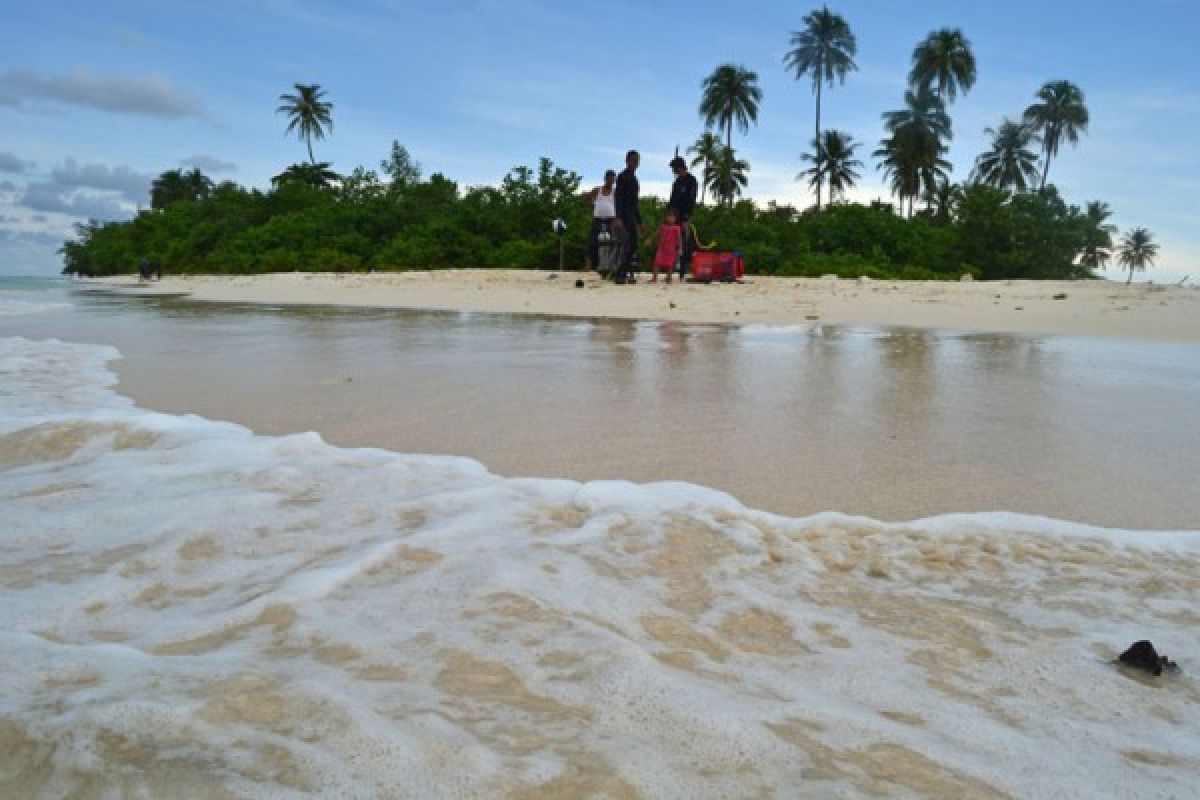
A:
[
  {"left": 613, "top": 150, "right": 642, "bottom": 284},
  {"left": 668, "top": 156, "right": 698, "bottom": 281}
]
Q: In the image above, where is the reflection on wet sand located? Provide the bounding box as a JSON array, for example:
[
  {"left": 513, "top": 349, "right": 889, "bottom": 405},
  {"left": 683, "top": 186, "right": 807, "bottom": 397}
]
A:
[{"left": 4, "top": 289, "right": 1200, "bottom": 529}]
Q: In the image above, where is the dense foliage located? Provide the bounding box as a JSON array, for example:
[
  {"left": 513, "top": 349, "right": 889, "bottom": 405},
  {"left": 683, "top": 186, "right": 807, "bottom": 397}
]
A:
[{"left": 61, "top": 150, "right": 1105, "bottom": 281}]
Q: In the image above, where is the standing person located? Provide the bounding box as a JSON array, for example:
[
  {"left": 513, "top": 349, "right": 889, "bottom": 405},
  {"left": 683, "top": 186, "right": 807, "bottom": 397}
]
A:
[
  {"left": 668, "top": 156, "right": 698, "bottom": 282},
  {"left": 644, "top": 207, "right": 683, "bottom": 283},
  {"left": 582, "top": 170, "right": 617, "bottom": 273},
  {"left": 613, "top": 150, "right": 642, "bottom": 284}
]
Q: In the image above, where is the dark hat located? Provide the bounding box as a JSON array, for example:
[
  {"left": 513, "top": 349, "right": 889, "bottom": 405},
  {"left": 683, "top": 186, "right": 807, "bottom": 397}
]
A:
[{"left": 669, "top": 156, "right": 687, "bottom": 170}]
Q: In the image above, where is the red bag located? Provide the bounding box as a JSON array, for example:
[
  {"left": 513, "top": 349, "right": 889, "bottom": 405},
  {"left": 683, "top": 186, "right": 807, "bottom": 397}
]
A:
[{"left": 691, "top": 251, "right": 744, "bottom": 283}]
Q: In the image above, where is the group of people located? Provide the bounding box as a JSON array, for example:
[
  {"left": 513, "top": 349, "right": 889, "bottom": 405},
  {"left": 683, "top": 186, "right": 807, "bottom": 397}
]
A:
[{"left": 583, "top": 150, "right": 697, "bottom": 284}]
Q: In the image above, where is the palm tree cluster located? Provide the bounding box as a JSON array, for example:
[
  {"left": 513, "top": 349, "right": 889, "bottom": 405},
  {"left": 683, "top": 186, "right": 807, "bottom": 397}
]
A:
[
  {"left": 693, "top": 10, "right": 1095, "bottom": 215},
  {"left": 684, "top": 8, "right": 1153, "bottom": 280},
  {"left": 696, "top": 65, "right": 761, "bottom": 207}
]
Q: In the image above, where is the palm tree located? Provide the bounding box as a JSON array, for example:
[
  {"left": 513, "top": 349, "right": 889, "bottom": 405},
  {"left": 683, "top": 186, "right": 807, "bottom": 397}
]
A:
[
  {"left": 1079, "top": 201, "right": 1117, "bottom": 270},
  {"left": 150, "top": 168, "right": 212, "bottom": 209},
  {"left": 799, "top": 130, "right": 862, "bottom": 204},
  {"left": 875, "top": 127, "right": 950, "bottom": 218},
  {"left": 783, "top": 6, "right": 857, "bottom": 209},
  {"left": 1023, "top": 80, "right": 1088, "bottom": 190},
  {"left": 909, "top": 28, "right": 977, "bottom": 102},
  {"left": 699, "top": 64, "right": 762, "bottom": 151},
  {"left": 1117, "top": 227, "right": 1158, "bottom": 284},
  {"left": 972, "top": 119, "right": 1041, "bottom": 191},
  {"left": 706, "top": 145, "right": 750, "bottom": 207},
  {"left": 877, "top": 84, "right": 951, "bottom": 215},
  {"left": 688, "top": 131, "right": 722, "bottom": 206},
  {"left": 883, "top": 83, "right": 952, "bottom": 143},
  {"left": 276, "top": 83, "right": 334, "bottom": 165}
]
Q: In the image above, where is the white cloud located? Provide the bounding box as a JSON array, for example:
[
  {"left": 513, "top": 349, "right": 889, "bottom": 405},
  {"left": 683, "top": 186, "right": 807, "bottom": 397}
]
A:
[
  {"left": 14, "top": 158, "right": 152, "bottom": 221},
  {"left": 50, "top": 159, "right": 152, "bottom": 198},
  {"left": 20, "top": 182, "right": 131, "bottom": 219},
  {"left": 0, "top": 68, "right": 203, "bottom": 119}
]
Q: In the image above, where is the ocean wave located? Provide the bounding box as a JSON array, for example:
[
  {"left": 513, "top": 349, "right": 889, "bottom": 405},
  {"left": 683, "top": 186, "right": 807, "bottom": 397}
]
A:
[{"left": 1, "top": 336, "right": 1197, "bottom": 798}]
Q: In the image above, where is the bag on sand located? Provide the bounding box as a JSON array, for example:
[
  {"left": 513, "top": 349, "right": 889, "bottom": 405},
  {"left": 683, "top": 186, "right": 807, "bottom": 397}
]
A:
[{"left": 691, "top": 251, "right": 745, "bottom": 283}]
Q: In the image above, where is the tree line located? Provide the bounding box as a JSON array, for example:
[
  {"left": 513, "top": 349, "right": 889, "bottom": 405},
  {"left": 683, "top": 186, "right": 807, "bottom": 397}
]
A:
[
  {"left": 59, "top": 146, "right": 1150, "bottom": 282},
  {"left": 60, "top": 7, "right": 1160, "bottom": 282}
]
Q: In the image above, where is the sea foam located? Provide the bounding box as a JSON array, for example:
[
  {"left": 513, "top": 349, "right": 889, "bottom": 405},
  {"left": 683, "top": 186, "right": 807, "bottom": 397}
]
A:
[{"left": 1, "top": 336, "right": 1197, "bottom": 798}]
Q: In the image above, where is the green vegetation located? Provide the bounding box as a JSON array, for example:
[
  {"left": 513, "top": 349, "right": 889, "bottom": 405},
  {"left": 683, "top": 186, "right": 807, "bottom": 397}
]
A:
[
  {"left": 59, "top": 145, "right": 1114, "bottom": 282},
  {"left": 59, "top": 8, "right": 1155, "bottom": 283}
]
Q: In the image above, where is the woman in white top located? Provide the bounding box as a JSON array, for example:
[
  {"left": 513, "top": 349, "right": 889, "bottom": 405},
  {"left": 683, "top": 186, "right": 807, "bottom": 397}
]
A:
[{"left": 583, "top": 170, "right": 617, "bottom": 271}]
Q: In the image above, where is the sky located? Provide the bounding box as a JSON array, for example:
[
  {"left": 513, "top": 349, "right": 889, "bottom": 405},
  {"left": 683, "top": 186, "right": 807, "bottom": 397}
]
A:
[{"left": 1, "top": 0, "right": 1197, "bottom": 280}]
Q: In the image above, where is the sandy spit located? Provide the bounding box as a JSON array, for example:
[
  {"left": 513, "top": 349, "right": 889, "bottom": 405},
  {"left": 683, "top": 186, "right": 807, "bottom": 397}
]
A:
[{"left": 88, "top": 270, "right": 1200, "bottom": 341}]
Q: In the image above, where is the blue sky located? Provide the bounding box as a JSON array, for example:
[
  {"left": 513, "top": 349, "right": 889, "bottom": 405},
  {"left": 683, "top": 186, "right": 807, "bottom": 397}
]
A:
[{"left": 2, "top": 0, "right": 1197, "bottom": 279}]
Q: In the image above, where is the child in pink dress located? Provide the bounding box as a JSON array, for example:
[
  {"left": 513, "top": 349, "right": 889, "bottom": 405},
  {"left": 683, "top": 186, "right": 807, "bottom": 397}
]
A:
[{"left": 646, "top": 208, "right": 683, "bottom": 283}]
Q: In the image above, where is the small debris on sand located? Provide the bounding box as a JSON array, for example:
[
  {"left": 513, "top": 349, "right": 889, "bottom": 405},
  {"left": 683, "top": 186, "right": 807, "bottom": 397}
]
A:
[{"left": 1118, "top": 640, "right": 1179, "bottom": 676}]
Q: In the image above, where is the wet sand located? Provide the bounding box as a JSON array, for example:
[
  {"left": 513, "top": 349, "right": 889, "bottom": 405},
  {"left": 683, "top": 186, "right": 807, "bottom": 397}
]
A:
[
  {"left": 10, "top": 288, "right": 1200, "bottom": 530},
  {"left": 92, "top": 270, "right": 1200, "bottom": 342}
]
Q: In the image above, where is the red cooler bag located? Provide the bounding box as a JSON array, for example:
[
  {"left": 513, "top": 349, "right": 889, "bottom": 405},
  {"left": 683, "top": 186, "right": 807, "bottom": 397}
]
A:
[{"left": 691, "top": 251, "right": 744, "bottom": 282}]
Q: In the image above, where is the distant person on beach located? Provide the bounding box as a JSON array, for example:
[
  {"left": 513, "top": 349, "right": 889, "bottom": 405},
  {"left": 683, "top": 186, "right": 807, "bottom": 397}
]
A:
[
  {"left": 645, "top": 208, "right": 683, "bottom": 283},
  {"left": 668, "top": 156, "right": 698, "bottom": 282},
  {"left": 582, "top": 170, "right": 617, "bottom": 273},
  {"left": 137, "top": 258, "right": 153, "bottom": 283},
  {"left": 613, "top": 150, "right": 642, "bottom": 284}
]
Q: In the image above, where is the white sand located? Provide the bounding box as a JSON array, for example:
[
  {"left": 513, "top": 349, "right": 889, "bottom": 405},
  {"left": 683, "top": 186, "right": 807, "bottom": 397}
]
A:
[{"left": 91, "top": 270, "right": 1200, "bottom": 341}]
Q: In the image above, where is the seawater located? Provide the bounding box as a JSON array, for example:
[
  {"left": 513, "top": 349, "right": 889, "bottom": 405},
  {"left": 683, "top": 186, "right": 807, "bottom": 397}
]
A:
[
  {"left": 0, "top": 276, "right": 74, "bottom": 318},
  {"left": 1, "top": 281, "right": 1199, "bottom": 798}
]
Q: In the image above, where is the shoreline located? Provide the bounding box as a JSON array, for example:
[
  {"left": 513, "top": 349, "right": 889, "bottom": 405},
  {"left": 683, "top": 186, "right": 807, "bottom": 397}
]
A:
[{"left": 85, "top": 270, "right": 1200, "bottom": 342}]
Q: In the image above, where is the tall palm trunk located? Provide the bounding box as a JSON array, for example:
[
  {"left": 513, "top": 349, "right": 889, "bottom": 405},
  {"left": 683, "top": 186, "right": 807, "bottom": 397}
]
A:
[
  {"left": 306, "top": 136, "right": 315, "bottom": 166},
  {"left": 814, "top": 80, "right": 823, "bottom": 211},
  {"left": 700, "top": 156, "right": 708, "bottom": 205},
  {"left": 1039, "top": 140, "right": 1052, "bottom": 191},
  {"left": 724, "top": 123, "right": 733, "bottom": 208}
]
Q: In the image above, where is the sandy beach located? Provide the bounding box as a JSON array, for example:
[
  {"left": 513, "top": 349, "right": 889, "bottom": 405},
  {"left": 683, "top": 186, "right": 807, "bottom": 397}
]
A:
[{"left": 91, "top": 270, "right": 1200, "bottom": 342}]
